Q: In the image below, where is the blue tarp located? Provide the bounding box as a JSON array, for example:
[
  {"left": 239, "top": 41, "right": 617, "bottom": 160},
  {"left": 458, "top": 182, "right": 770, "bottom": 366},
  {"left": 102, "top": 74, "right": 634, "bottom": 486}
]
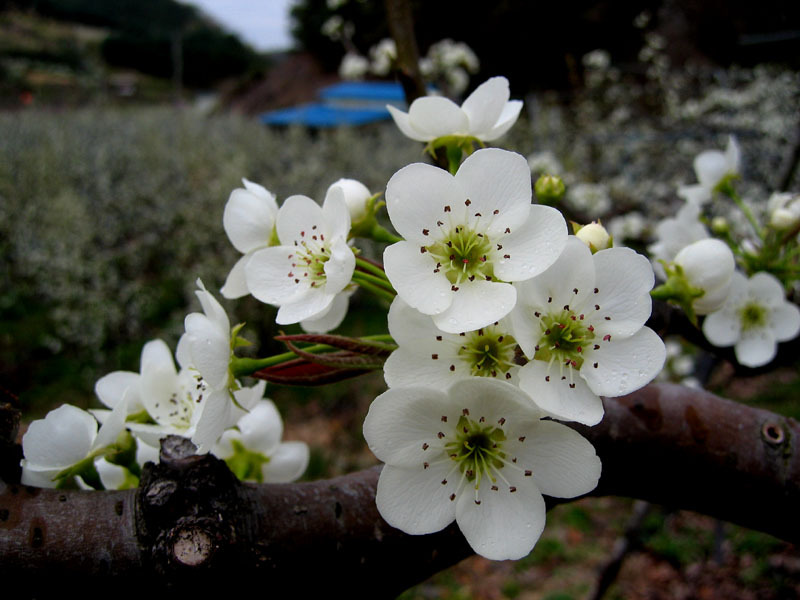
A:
[
  {"left": 318, "top": 81, "right": 406, "bottom": 102},
  {"left": 259, "top": 103, "right": 393, "bottom": 127},
  {"left": 259, "top": 81, "right": 407, "bottom": 128}
]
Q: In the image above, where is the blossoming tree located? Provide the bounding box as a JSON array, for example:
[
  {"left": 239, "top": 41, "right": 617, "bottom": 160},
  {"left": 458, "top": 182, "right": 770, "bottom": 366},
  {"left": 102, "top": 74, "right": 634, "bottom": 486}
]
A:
[{"left": 2, "top": 5, "right": 800, "bottom": 597}]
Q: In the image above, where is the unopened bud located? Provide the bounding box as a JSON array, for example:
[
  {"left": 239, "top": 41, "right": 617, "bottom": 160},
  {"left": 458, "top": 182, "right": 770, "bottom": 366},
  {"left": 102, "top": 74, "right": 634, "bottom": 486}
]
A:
[
  {"left": 574, "top": 222, "right": 611, "bottom": 252},
  {"left": 767, "top": 192, "right": 800, "bottom": 230},
  {"left": 673, "top": 238, "right": 735, "bottom": 315},
  {"left": 534, "top": 174, "right": 565, "bottom": 204},
  {"left": 328, "top": 178, "right": 372, "bottom": 223},
  {"left": 710, "top": 216, "right": 729, "bottom": 235}
]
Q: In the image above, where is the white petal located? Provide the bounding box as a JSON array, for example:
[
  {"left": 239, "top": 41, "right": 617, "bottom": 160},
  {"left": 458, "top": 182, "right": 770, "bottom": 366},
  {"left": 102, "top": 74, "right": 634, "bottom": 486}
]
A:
[
  {"left": 702, "top": 308, "right": 741, "bottom": 347},
  {"left": 694, "top": 150, "right": 728, "bottom": 189},
  {"left": 493, "top": 205, "right": 568, "bottom": 282},
  {"left": 384, "top": 241, "right": 453, "bottom": 315},
  {"left": 94, "top": 370, "right": 140, "bottom": 411},
  {"left": 513, "top": 236, "right": 595, "bottom": 311},
  {"left": 246, "top": 246, "right": 309, "bottom": 305},
  {"left": 22, "top": 405, "right": 97, "bottom": 469},
  {"left": 407, "top": 96, "right": 468, "bottom": 138},
  {"left": 221, "top": 254, "right": 251, "bottom": 299},
  {"left": 242, "top": 178, "right": 277, "bottom": 202},
  {"left": 262, "top": 441, "right": 309, "bottom": 483},
  {"left": 770, "top": 302, "right": 800, "bottom": 342},
  {"left": 518, "top": 361, "right": 604, "bottom": 426},
  {"left": 455, "top": 476, "right": 545, "bottom": 561},
  {"left": 141, "top": 338, "right": 176, "bottom": 373},
  {"left": 454, "top": 149, "right": 532, "bottom": 229},
  {"left": 677, "top": 184, "right": 711, "bottom": 205},
  {"left": 184, "top": 313, "right": 230, "bottom": 389},
  {"left": 376, "top": 463, "right": 458, "bottom": 535},
  {"left": 591, "top": 247, "right": 654, "bottom": 335},
  {"left": 514, "top": 420, "right": 601, "bottom": 498},
  {"left": 363, "top": 385, "right": 451, "bottom": 467},
  {"left": 735, "top": 327, "right": 777, "bottom": 368},
  {"left": 432, "top": 280, "right": 516, "bottom": 334},
  {"left": 276, "top": 290, "right": 335, "bottom": 325},
  {"left": 323, "top": 235, "right": 355, "bottom": 294},
  {"left": 387, "top": 105, "right": 429, "bottom": 142},
  {"left": 725, "top": 135, "right": 741, "bottom": 173},
  {"left": 747, "top": 272, "right": 785, "bottom": 307},
  {"left": 21, "top": 466, "right": 61, "bottom": 488},
  {"left": 386, "top": 163, "right": 463, "bottom": 244},
  {"left": 223, "top": 187, "right": 277, "bottom": 254},
  {"left": 321, "top": 185, "right": 352, "bottom": 242},
  {"left": 192, "top": 389, "right": 231, "bottom": 454},
  {"left": 276, "top": 195, "right": 323, "bottom": 245},
  {"left": 483, "top": 100, "right": 523, "bottom": 141},
  {"left": 301, "top": 289, "right": 351, "bottom": 333},
  {"left": 194, "top": 279, "right": 230, "bottom": 333},
  {"left": 238, "top": 400, "right": 283, "bottom": 455},
  {"left": 580, "top": 327, "right": 666, "bottom": 397},
  {"left": 460, "top": 76, "right": 509, "bottom": 137},
  {"left": 383, "top": 346, "right": 467, "bottom": 389},
  {"left": 92, "top": 389, "right": 131, "bottom": 451},
  {"left": 96, "top": 458, "right": 129, "bottom": 490}
]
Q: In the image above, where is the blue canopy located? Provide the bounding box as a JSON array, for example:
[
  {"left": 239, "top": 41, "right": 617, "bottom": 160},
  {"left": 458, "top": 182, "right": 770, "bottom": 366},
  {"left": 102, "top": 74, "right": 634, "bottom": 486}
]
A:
[
  {"left": 259, "top": 103, "right": 393, "bottom": 127},
  {"left": 259, "top": 81, "right": 410, "bottom": 128}
]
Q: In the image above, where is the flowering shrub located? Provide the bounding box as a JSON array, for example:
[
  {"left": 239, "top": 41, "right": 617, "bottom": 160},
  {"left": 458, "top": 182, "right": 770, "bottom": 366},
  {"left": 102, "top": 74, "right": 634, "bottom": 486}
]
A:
[{"left": 7, "top": 53, "right": 800, "bottom": 567}]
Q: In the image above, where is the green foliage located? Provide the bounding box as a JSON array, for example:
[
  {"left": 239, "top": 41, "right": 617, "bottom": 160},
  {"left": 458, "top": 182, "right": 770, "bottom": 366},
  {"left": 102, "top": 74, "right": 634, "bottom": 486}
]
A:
[{"left": 0, "top": 108, "right": 418, "bottom": 416}]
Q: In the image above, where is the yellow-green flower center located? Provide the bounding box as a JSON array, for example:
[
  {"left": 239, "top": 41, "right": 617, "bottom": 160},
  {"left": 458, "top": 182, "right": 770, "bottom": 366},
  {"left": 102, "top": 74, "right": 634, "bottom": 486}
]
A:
[
  {"left": 534, "top": 309, "right": 596, "bottom": 369},
  {"left": 426, "top": 225, "right": 495, "bottom": 285},
  {"left": 739, "top": 302, "right": 767, "bottom": 331},
  {"left": 444, "top": 415, "right": 507, "bottom": 484},
  {"left": 457, "top": 326, "right": 517, "bottom": 379}
]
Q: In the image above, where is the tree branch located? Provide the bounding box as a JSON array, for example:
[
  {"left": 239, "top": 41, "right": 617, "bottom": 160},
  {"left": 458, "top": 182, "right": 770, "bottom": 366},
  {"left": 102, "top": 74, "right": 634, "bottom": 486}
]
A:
[{"left": 1, "top": 383, "right": 798, "bottom": 597}]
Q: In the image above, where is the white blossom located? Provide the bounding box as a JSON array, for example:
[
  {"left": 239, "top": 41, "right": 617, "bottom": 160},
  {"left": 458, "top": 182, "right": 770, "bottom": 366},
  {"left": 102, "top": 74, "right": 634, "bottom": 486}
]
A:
[
  {"left": 383, "top": 297, "right": 520, "bottom": 388},
  {"left": 245, "top": 187, "right": 355, "bottom": 327},
  {"left": 384, "top": 148, "right": 567, "bottom": 333},
  {"left": 672, "top": 238, "right": 735, "bottom": 315},
  {"left": 21, "top": 403, "right": 127, "bottom": 488},
  {"left": 511, "top": 237, "right": 665, "bottom": 425},
  {"left": 702, "top": 271, "right": 800, "bottom": 367},
  {"left": 767, "top": 191, "right": 800, "bottom": 230},
  {"left": 363, "top": 378, "right": 601, "bottom": 560},
  {"left": 213, "top": 399, "right": 309, "bottom": 483},
  {"left": 387, "top": 76, "right": 522, "bottom": 143},
  {"left": 221, "top": 179, "right": 279, "bottom": 299},
  {"left": 678, "top": 135, "right": 741, "bottom": 205}
]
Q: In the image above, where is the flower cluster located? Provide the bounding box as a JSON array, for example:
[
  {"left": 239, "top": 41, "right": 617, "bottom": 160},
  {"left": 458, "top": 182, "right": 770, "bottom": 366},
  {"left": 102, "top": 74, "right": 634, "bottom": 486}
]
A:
[
  {"left": 31, "top": 69, "right": 800, "bottom": 569},
  {"left": 650, "top": 136, "right": 800, "bottom": 365}
]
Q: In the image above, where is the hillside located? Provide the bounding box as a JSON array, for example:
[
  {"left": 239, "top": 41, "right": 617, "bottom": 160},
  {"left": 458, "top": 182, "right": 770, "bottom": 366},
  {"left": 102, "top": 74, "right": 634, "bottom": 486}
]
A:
[{"left": 0, "top": 0, "right": 265, "bottom": 106}]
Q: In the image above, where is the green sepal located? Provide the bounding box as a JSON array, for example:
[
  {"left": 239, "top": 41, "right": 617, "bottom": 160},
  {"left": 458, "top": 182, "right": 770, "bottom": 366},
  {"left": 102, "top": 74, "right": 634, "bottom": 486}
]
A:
[
  {"left": 54, "top": 455, "right": 104, "bottom": 490},
  {"left": 650, "top": 261, "right": 704, "bottom": 326},
  {"left": 224, "top": 438, "right": 270, "bottom": 483},
  {"left": 125, "top": 410, "right": 157, "bottom": 425},
  {"left": 105, "top": 430, "right": 141, "bottom": 478}
]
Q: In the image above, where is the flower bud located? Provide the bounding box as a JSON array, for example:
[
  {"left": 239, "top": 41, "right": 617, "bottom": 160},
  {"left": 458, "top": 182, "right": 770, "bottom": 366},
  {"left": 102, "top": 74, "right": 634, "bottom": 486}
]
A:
[
  {"left": 673, "top": 238, "right": 735, "bottom": 315},
  {"left": 574, "top": 222, "right": 611, "bottom": 252},
  {"left": 328, "top": 178, "right": 372, "bottom": 223},
  {"left": 767, "top": 192, "right": 800, "bottom": 230},
  {"left": 710, "top": 216, "right": 729, "bottom": 235},
  {"left": 534, "top": 174, "right": 565, "bottom": 204}
]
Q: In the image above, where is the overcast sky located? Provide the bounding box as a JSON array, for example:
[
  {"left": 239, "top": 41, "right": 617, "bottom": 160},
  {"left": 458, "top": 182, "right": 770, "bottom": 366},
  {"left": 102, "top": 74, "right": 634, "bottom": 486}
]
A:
[{"left": 179, "top": 0, "right": 296, "bottom": 52}]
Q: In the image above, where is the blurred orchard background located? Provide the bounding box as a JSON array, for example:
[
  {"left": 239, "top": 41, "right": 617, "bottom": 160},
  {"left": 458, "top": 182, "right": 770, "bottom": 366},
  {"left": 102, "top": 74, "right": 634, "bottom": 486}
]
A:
[{"left": 1, "top": 0, "right": 799, "bottom": 598}]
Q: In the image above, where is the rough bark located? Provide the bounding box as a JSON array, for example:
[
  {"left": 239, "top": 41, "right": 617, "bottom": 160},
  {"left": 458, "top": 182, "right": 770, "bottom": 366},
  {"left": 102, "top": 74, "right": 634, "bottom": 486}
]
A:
[{"left": 1, "top": 383, "right": 798, "bottom": 597}]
